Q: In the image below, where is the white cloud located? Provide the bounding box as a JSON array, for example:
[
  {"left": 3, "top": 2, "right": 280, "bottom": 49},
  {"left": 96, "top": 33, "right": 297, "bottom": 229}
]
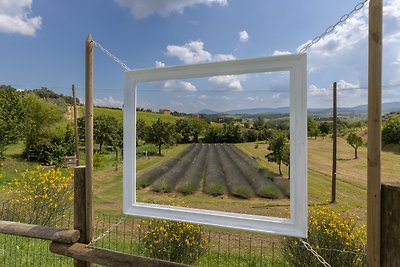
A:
[
  {"left": 298, "top": 0, "right": 400, "bottom": 87},
  {"left": 0, "top": 0, "right": 42, "bottom": 36},
  {"left": 163, "top": 80, "right": 197, "bottom": 91},
  {"left": 165, "top": 40, "right": 235, "bottom": 64},
  {"left": 94, "top": 96, "right": 123, "bottom": 108},
  {"left": 115, "top": 0, "right": 227, "bottom": 19},
  {"left": 217, "top": 95, "right": 231, "bottom": 100},
  {"left": 239, "top": 30, "right": 249, "bottom": 42},
  {"left": 272, "top": 50, "right": 291, "bottom": 56},
  {"left": 208, "top": 74, "right": 247, "bottom": 91},
  {"left": 198, "top": 94, "right": 208, "bottom": 100},
  {"left": 155, "top": 61, "right": 165, "bottom": 68}
]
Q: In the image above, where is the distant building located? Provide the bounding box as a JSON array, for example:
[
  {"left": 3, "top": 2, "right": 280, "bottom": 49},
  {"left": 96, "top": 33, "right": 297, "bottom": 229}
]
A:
[{"left": 159, "top": 108, "right": 171, "bottom": 115}]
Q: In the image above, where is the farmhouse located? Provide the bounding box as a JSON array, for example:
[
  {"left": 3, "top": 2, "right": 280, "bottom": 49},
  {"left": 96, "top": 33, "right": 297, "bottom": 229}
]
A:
[{"left": 159, "top": 108, "right": 171, "bottom": 115}]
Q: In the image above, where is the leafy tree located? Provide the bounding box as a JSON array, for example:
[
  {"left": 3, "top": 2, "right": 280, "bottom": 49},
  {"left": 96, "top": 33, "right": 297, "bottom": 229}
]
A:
[
  {"left": 382, "top": 114, "right": 400, "bottom": 144},
  {"left": 253, "top": 116, "right": 265, "bottom": 130},
  {"left": 221, "top": 123, "right": 243, "bottom": 143},
  {"left": 203, "top": 126, "right": 222, "bottom": 143},
  {"left": 0, "top": 86, "right": 25, "bottom": 158},
  {"left": 144, "top": 119, "right": 176, "bottom": 155},
  {"left": 346, "top": 132, "right": 363, "bottom": 159},
  {"left": 175, "top": 119, "right": 194, "bottom": 143},
  {"left": 308, "top": 116, "right": 320, "bottom": 138},
  {"left": 94, "top": 115, "right": 120, "bottom": 151},
  {"left": 265, "top": 130, "right": 289, "bottom": 175},
  {"left": 319, "top": 121, "right": 332, "bottom": 135},
  {"left": 136, "top": 118, "right": 146, "bottom": 146}
]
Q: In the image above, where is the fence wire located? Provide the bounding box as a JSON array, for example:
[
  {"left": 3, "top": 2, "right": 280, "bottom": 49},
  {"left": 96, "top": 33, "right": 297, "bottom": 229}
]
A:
[{"left": 0, "top": 204, "right": 367, "bottom": 267}]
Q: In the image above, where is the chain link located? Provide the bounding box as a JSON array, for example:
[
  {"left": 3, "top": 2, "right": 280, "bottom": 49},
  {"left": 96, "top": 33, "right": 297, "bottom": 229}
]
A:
[
  {"left": 92, "top": 40, "right": 131, "bottom": 71},
  {"left": 86, "top": 216, "right": 126, "bottom": 248},
  {"left": 299, "top": 0, "right": 369, "bottom": 54},
  {"left": 301, "top": 240, "right": 332, "bottom": 267}
]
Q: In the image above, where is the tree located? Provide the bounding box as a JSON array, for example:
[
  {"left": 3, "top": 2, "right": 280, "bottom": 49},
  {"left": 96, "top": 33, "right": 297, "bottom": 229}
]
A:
[
  {"left": 94, "top": 115, "right": 120, "bottom": 152},
  {"left": 382, "top": 114, "right": 400, "bottom": 144},
  {"left": 136, "top": 118, "right": 146, "bottom": 146},
  {"left": 0, "top": 86, "right": 25, "bottom": 159},
  {"left": 175, "top": 119, "right": 194, "bottom": 143},
  {"left": 307, "top": 116, "right": 320, "bottom": 139},
  {"left": 346, "top": 132, "right": 363, "bottom": 159},
  {"left": 319, "top": 121, "right": 332, "bottom": 136},
  {"left": 253, "top": 116, "right": 265, "bottom": 130},
  {"left": 144, "top": 119, "right": 176, "bottom": 155},
  {"left": 265, "top": 130, "right": 289, "bottom": 175}
]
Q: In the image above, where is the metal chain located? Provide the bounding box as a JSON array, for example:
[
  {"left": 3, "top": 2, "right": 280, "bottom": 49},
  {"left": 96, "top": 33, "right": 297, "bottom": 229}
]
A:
[
  {"left": 301, "top": 240, "right": 332, "bottom": 267},
  {"left": 299, "top": 0, "right": 369, "bottom": 53},
  {"left": 92, "top": 40, "right": 131, "bottom": 71},
  {"left": 86, "top": 216, "right": 126, "bottom": 248}
]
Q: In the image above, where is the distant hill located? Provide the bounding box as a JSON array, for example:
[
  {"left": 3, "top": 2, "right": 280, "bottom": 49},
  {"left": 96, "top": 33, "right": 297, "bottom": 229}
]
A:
[{"left": 196, "top": 102, "right": 400, "bottom": 116}]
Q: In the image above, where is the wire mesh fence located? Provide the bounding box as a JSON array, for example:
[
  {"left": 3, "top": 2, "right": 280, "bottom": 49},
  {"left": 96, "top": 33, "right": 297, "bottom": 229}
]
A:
[{"left": 0, "top": 203, "right": 366, "bottom": 266}]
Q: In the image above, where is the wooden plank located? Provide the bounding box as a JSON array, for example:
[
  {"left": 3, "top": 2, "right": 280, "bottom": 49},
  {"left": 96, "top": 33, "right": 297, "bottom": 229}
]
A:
[
  {"left": 0, "top": 220, "right": 79, "bottom": 244},
  {"left": 49, "top": 242, "right": 191, "bottom": 267},
  {"left": 74, "top": 162, "right": 89, "bottom": 267},
  {"left": 381, "top": 182, "right": 400, "bottom": 267},
  {"left": 72, "top": 84, "right": 80, "bottom": 166},
  {"left": 331, "top": 81, "right": 337, "bottom": 203},
  {"left": 84, "top": 33, "right": 94, "bottom": 251},
  {"left": 367, "top": 0, "right": 382, "bottom": 266}
]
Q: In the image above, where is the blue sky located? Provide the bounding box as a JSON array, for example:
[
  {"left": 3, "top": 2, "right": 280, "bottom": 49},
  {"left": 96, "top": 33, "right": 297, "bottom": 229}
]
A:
[{"left": 1, "top": 0, "right": 400, "bottom": 113}]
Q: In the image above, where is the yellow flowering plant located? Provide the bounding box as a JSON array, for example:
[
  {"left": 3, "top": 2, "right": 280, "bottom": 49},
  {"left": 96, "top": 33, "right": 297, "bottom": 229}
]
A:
[
  {"left": 3, "top": 166, "right": 73, "bottom": 226},
  {"left": 138, "top": 219, "right": 208, "bottom": 265},
  {"left": 282, "top": 206, "right": 366, "bottom": 267}
]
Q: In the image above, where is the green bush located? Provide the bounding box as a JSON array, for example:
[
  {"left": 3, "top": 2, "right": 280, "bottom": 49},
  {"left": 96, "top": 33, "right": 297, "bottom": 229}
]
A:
[
  {"left": 205, "top": 182, "right": 225, "bottom": 196},
  {"left": 257, "top": 185, "right": 282, "bottom": 199},
  {"left": 176, "top": 182, "right": 197, "bottom": 195},
  {"left": 282, "top": 207, "right": 366, "bottom": 267},
  {"left": 23, "top": 126, "right": 75, "bottom": 165},
  {"left": 3, "top": 166, "right": 73, "bottom": 225},
  {"left": 139, "top": 219, "right": 208, "bottom": 264},
  {"left": 232, "top": 186, "right": 253, "bottom": 199}
]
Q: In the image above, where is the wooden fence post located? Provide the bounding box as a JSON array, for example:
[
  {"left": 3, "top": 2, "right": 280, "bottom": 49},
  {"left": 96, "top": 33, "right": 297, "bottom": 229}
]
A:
[
  {"left": 331, "top": 81, "right": 337, "bottom": 204},
  {"left": 72, "top": 84, "right": 80, "bottom": 166},
  {"left": 74, "top": 166, "right": 92, "bottom": 267},
  {"left": 381, "top": 182, "right": 400, "bottom": 266},
  {"left": 367, "top": 0, "right": 382, "bottom": 266}
]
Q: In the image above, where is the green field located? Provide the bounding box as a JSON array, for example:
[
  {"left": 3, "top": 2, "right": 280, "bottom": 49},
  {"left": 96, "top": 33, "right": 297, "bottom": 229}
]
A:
[{"left": 90, "top": 106, "right": 182, "bottom": 124}]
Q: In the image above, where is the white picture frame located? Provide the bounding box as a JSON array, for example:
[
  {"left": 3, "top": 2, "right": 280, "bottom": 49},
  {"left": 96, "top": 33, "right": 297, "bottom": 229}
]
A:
[{"left": 123, "top": 54, "right": 308, "bottom": 237}]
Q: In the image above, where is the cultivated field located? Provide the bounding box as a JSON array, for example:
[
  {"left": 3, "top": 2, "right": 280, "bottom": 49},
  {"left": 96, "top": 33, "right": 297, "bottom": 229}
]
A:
[{"left": 137, "top": 143, "right": 289, "bottom": 200}]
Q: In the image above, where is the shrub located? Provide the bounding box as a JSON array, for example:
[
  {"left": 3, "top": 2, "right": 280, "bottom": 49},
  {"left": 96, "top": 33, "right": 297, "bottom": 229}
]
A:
[
  {"left": 3, "top": 166, "right": 73, "bottom": 226},
  {"left": 282, "top": 207, "right": 366, "bottom": 267},
  {"left": 205, "top": 182, "right": 225, "bottom": 196},
  {"left": 231, "top": 186, "right": 253, "bottom": 199},
  {"left": 23, "top": 126, "right": 75, "bottom": 165},
  {"left": 176, "top": 181, "right": 197, "bottom": 195},
  {"left": 257, "top": 185, "right": 282, "bottom": 199},
  {"left": 139, "top": 219, "right": 208, "bottom": 264}
]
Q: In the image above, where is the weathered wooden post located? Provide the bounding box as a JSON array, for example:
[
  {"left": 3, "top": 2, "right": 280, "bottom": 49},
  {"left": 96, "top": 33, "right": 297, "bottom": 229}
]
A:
[
  {"left": 381, "top": 183, "right": 400, "bottom": 266},
  {"left": 331, "top": 81, "right": 337, "bottom": 204},
  {"left": 367, "top": 0, "right": 382, "bottom": 266},
  {"left": 72, "top": 84, "right": 80, "bottom": 166}
]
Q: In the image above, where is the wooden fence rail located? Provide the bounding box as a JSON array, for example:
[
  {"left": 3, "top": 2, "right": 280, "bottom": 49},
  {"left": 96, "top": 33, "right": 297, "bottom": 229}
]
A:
[
  {"left": 50, "top": 242, "right": 190, "bottom": 267},
  {"left": 0, "top": 220, "right": 80, "bottom": 244}
]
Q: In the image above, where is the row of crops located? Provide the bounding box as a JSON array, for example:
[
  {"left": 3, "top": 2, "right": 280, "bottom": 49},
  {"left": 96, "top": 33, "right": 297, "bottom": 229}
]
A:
[{"left": 137, "top": 143, "right": 289, "bottom": 199}]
